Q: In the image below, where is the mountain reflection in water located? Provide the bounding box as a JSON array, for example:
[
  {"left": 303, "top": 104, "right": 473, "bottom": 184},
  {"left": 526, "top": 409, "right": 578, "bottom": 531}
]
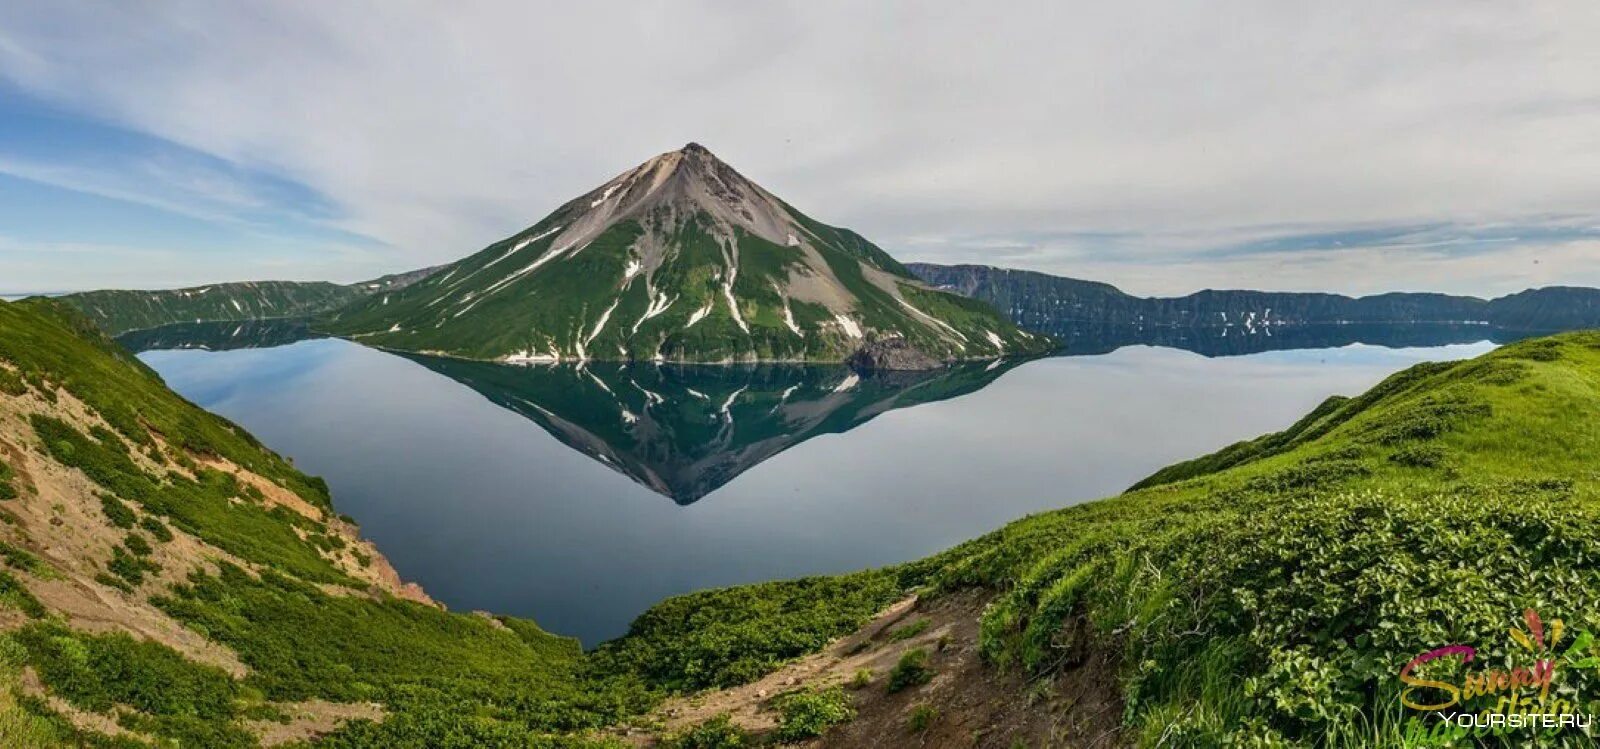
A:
[
  {"left": 117, "top": 318, "right": 1532, "bottom": 503},
  {"left": 398, "top": 355, "right": 1023, "bottom": 503}
]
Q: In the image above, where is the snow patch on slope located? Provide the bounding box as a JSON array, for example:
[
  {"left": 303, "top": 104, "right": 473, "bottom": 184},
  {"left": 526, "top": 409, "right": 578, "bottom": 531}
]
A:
[
  {"left": 633, "top": 290, "right": 675, "bottom": 334},
  {"left": 686, "top": 302, "right": 713, "bottom": 328},
  {"left": 591, "top": 181, "right": 625, "bottom": 208},
  {"left": 457, "top": 225, "right": 565, "bottom": 287},
  {"left": 834, "top": 315, "right": 863, "bottom": 339},
  {"left": 576, "top": 299, "right": 621, "bottom": 360},
  {"left": 774, "top": 282, "right": 802, "bottom": 336}
]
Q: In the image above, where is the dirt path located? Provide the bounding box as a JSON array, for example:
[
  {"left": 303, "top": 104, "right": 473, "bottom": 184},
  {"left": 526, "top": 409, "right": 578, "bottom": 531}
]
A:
[{"left": 636, "top": 589, "right": 1130, "bottom": 748}]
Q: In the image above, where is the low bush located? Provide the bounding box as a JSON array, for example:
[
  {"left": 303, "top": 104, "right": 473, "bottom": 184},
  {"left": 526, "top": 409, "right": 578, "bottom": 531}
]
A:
[
  {"left": 848, "top": 668, "right": 873, "bottom": 689},
  {"left": 123, "top": 532, "right": 153, "bottom": 557},
  {"left": 0, "top": 570, "right": 46, "bottom": 618},
  {"left": 660, "top": 714, "right": 750, "bottom": 748},
  {"left": 0, "top": 541, "right": 44, "bottom": 575},
  {"left": 106, "top": 546, "right": 158, "bottom": 586},
  {"left": 139, "top": 515, "right": 174, "bottom": 542},
  {"left": 906, "top": 703, "right": 938, "bottom": 733},
  {"left": 0, "top": 368, "right": 26, "bottom": 396},
  {"left": 97, "top": 494, "right": 135, "bottom": 529},
  {"left": 774, "top": 687, "right": 855, "bottom": 742},
  {"left": 887, "top": 648, "right": 932, "bottom": 693}
]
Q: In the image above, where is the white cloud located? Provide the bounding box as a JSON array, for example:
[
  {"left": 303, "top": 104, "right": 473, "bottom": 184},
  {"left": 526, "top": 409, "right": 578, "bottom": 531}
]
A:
[
  {"left": 1, "top": 1, "right": 1599, "bottom": 293},
  {"left": 1015, "top": 240, "right": 1600, "bottom": 298}
]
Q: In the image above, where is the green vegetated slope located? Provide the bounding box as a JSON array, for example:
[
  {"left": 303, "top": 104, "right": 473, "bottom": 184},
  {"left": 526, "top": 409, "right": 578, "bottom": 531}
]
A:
[
  {"left": 952, "top": 333, "right": 1600, "bottom": 744},
  {"left": 7, "top": 290, "right": 1600, "bottom": 746},
  {"left": 0, "top": 299, "right": 639, "bottom": 747},
  {"left": 56, "top": 268, "right": 440, "bottom": 337},
  {"left": 319, "top": 144, "right": 1045, "bottom": 364},
  {"left": 57, "top": 282, "right": 359, "bottom": 337},
  {"left": 601, "top": 331, "right": 1600, "bottom": 745}
]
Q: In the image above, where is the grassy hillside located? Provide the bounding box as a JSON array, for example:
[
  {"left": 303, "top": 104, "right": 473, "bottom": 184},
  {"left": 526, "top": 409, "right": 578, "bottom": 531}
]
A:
[
  {"left": 605, "top": 331, "right": 1600, "bottom": 745},
  {"left": 0, "top": 299, "right": 638, "bottom": 747},
  {"left": 917, "top": 332, "right": 1600, "bottom": 744}
]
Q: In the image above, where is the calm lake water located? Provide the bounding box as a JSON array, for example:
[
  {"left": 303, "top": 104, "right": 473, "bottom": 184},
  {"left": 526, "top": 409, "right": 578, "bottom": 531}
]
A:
[{"left": 132, "top": 325, "right": 1499, "bottom": 644}]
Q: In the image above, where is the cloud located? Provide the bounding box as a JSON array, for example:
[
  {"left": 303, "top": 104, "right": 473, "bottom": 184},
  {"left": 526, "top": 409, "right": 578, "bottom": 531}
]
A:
[
  {"left": 1001, "top": 240, "right": 1600, "bottom": 298},
  {"left": 1, "top": 1, "right": 1598, "bottom": 293}
]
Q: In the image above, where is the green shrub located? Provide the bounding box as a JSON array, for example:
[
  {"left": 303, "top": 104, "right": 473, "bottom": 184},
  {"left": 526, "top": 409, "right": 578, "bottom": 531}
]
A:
[
  {"left": 123, "top": 532, "right": 153, "bottom": 557},
  {"left": 93, "top": 572, "right": 133, "bottom": 593},
  {"left": 0, "top": 541, "right": 44, "bottom": 574},
  {"left": 107, "top": 546, "right": 158, "bottom": 585},
  {"left": 849, "top": 668, "right": 873, "bottom": 689},
  {"left": 140, "top": 515, "right": 174, "bottom": 543},
  {"left": 1504, "top": 339, "right": 1564, "bottom": 362},
  {"left": 887, "top": 648, "right": 932, "bottom": 693},
  {"left": 1243, "top": 460, "right": 1369, "bottom": 493},
  {"left": 906, "top": 703, "right": 938, "bottom": 733},
  {"left": 97, "top": 493, "right": 136, "bottom": 529},
  {"left": 0, "top": 570, "right": 46, "bottom": 618},
  {"left": 0, "top": 458, "right": 16, "bottom": 500},
  {"left": 0, "top": 368, "right": 26, "bottom": 396},
  {"left": 660, "top": 714, "right": 750, "bottom": 748},
  {"left": 1366, "top": 398, "right": 1491, "bottom": 446},
  {"left": 774, "top": 687, "right": 855, "bottom": 742}
]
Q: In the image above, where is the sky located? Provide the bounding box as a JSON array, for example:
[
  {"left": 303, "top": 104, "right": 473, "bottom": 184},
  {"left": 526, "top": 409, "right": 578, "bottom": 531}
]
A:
[{"left": 2, "top": 1, "right": 1599, "bottom": 297}]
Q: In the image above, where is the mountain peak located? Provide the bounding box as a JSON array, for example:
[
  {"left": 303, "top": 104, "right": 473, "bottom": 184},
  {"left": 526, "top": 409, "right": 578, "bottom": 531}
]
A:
[
  {"left": 321, "top": 145, "right": 1048, "bottom": 365},
  {"left": 567, "top": 142, "right": 795, "bottom": 250}
]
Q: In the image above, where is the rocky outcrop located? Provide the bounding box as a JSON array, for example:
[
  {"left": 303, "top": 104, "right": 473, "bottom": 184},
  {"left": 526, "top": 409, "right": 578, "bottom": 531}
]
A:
[{"left": 846, "top": 337, "right": 944, "bottom": 371}]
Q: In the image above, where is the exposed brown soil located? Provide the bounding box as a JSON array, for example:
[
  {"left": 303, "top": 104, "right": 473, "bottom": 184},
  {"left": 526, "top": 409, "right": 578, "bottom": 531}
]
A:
[
  {"left": 250, "top": 699, "right": 386, "bottom": 747},
  {"left": 639, "top": 589, "right": 1130, "bottom": 748}
]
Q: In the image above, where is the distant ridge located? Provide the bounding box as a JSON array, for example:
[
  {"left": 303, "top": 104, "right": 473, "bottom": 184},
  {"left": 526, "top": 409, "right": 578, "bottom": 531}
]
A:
[
  {"left": 908, "top": 262, "right": 1600, "bottom": 334},
  {"left": 56, "top": 267, "right": 443, "bottom": 336}
]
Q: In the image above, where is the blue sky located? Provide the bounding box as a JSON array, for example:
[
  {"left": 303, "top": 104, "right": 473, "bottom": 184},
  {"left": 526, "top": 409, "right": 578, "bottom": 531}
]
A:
[
  {"left": 3, "top": 2, "right": 1599, "bottom": 296},
  {"left": 0, "top": 84, "right": 384, "bottom": 292}
]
